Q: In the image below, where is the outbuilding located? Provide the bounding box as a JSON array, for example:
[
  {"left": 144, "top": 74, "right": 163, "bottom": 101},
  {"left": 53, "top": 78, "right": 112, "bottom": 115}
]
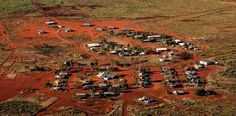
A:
[
  {"left": 199, "top": 60, "right": 216, "bottom": 66},
  {"left": 87, "top": 43, "right": 101, "bottom": 48},
  {"left": 156, "top": 48, "right": 168, "bottom": 53},
  {"left": 82, "top": 23, "right": 94, "bottom": 27},
  {"left": 45, "top": 21, "right": 57, "bottom": 25},
  {"left": 36, "top": 30, "right": 47, "bottom": 34},
  {"left": 97, "top": 71, "right": 116, "bottom": 80}
]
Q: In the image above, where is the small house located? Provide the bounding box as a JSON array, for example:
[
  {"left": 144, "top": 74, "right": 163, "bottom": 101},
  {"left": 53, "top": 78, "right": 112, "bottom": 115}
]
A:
[
  {"left": 110, "top": 50, "right": 118, "bottom": 54},
  {"left": 36, "top": 30, "right": 47, "bottom": 34},
  {"left": 98, "top": 83, "right": 108, "bottom": 89},
  {"left": 179, "top": 42, "right": 186, "bottom": 46},
  {"left": 199, "top": 60, "right": 216, "bottom": 66},
  {"left": 45, "top": 21, "right": 57, "bottom": 25},
  {"left": 75, "top": 93, "right": 88, "bottom": 99},
  {"left": 82, "top": 23, "right": 94, "bottom": 27},
  {"left": 194, "top": 64, "right": 205, "bottom": 70},
  {"left": 159, "top": 58, "right": 169, "bottom": 62},
  {"left": 156, "top": 48, "right": 168, "bottom": 53},
  {"left": 103, "top": 92, "right": 116, "bottom": 97},
  {"left": 55, "top": 72, "right": 70, "bottom": 79},
  {"left": 97, "top": 72, "right": 116, "bottom": 80},
  {"left": 147, "top": 35, "right": 161, "bottom": 39},
  {"left": 87, "top": 43, "right": 101, "bottom": 48},
  {"left": 174, "top": 39, "right": 182, "bottom": 43},
  {"left": 172, "top": 90, "right": 185, "bottom": 95},
  {"left": 96, "top": 27, "right": 105, "bottom": 32},
  {"left": 65, "top": 28, "right": 74, "bottom": 32},
  {"left": 107, "top": 26, "right": 118, "bottom": 29}
]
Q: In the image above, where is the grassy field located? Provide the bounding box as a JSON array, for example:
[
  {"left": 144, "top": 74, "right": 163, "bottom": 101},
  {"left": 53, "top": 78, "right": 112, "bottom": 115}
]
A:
[
  {"left": 0, "top": 0, "right": 36, "bottom": 16},
  {"left": 0, "top": 0, "right": 227, "bottom": 18},
  {"left": 38, "top": 0, "right": 226, "bottom": 19}
]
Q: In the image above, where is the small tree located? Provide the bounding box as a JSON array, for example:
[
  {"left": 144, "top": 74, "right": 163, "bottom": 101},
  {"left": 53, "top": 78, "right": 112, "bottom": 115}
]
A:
[
  {"left": 89, "top": 86, "right": 96, "bottom": 98},
  {"left": 195, "top": 89, "right": 205, "bottom": 96},
  {"left": 119, "top": 79, "right": 128, "bottom": 89},
  {"left": 134, "top": 76, "right": 139, "bottom": 86},
  {"left": 178, "top": 52, "right": 193, "bottom": 60},
  {"left": 45, "top": 82, "right": 53, "bottom": 88}
]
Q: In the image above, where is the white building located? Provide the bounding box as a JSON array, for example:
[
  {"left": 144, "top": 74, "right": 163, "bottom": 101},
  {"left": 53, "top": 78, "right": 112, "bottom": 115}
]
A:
[
  {"left": 87, "top": 43, "right": 101, "bottom": 48},
  {"left": 156, "top": 48, "right": 168, "bottom": 53}
]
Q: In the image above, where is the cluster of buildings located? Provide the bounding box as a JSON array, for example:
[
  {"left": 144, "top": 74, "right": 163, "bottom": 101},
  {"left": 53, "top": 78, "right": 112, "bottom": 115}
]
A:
[
  {"left": 161, "top": 67, "right": 181, "bottom": 88},
  {"left": 52, "top": 72, "right": 70, "bottom": 91},
  {"left": 185, "top": 60, "right": 217, "bottom": 86},
  {"left": 36, "top": 20, "right": 74, "bottom": 35},
  {"left": 164, "top": 38, "right": 198, "bottom": 50},
  {"left": 159, "top": 51, "right": 175, "bottom": 62},
  {"left": 87, "top": 40, "right": 159, "bottom": 56},
  {"left": 109, "top": 29, "right": 167, "bottom": 42},
  {"left": 137, "top": 68, "right": 152, "bottom": 88},
  {"left": 185, "top": 67, "right": 205, "bottom": 86},
  {"left": 87, "top": 39, "right": 178, "bottom": 57},
  {"left": 75, "top": 80, "right": 123, "bottom": 99},
  {"left": 82, "top": 22, "right": 118, "bottom": 32}
]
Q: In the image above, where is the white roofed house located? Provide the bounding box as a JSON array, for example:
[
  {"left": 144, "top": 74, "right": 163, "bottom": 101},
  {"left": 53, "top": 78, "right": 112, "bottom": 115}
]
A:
[
  {"left": 96, "top": 27, "right": 105, "bottom": 32},
  {"left": 36, "top": 30, "right": 47, "bottom": 34},
  {"left": 107, "top": 26, "right": 118, "bottom": 30},
  {"left": 199, "top": 60, "right": 217, "bottom": 66},
  {"left": 194, "top": 64, "right": 205, "bottom": 70},
  {"left": 82, "top": 22, "right": 95, "bottom": 27},
  {"left": 45, "top": 21, "right": 57, "bottom": 25},
  {"left": 87, "top": 43, "right": 101, "bottom": 48},
  {"left": 65, "top": 28, "right": 74, "bottom": 32},
  {"left": 147, "top": 35, "right": 161, "bottom": 39},
  {"left": 156, "top": 48, "right": 168, "bottom": 53},
  {"left": 97, "top": 71, "right": 116, "bottom": 80}
]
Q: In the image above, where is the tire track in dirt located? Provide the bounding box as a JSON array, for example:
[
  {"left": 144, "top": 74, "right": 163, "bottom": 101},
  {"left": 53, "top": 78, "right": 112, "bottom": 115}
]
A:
[
  {"left": 137, "top": 5, "right": 235, "bottom": 29},
  {"left": 122, "top": 99, "right": 128, "bottom": 116}
]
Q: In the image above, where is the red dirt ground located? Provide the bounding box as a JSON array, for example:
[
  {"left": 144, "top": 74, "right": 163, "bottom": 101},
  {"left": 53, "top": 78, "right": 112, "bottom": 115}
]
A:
[{"left": 0, "top": 18, "right": 221, "bottom": 115}]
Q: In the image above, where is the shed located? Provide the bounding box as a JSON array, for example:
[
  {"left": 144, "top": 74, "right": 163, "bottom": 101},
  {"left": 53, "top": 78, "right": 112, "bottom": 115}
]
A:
[
  {"left": 99, "top": 83, "right": 108, "bottom": 89},
  {"left": 82, "top": 23, "right": 94, "bottom": 27},
  {"left": 107, "top": 26, "right": 118, "bottom": 29},
  {"left": 199, "top": 60, "right": 216, "bottom": 66},
  {"left": 45, "top": 21, "right": 57, "bottom": 25},
  {"left": 75, "top": 93, "right": 88, "bottom": 99},
  {"left": 156, "top": 48, "right": 168, "bottom": 52},
  {"left": 65, "top": 28, "right": 74, "bottom": 32},
  {"left": 96, "top": 27, "right": 104, "bottom": 32},
  {"left": 36, "top": 30, "right": 47, "bottom": 34},
  {"left": 97, "top": 72, "right": 116, "bottom": 80},
  {"left": 147, "top": 35, "right": 161, "bottom": 39},
  {"left": 103, "top": 92, "right": 116, "bottom": 97},
  {"left": 87, "top": 43, "right": 101, "bottom": 48},
  {"left": 194, "top": 64, "right": 205, "bottom": 70},
  {"left": 172, "top": 90, "right": 185, "bottom": 95}
]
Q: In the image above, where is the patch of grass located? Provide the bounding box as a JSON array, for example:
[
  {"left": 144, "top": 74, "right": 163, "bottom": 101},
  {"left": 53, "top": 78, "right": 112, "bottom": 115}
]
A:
[
  {"left": 133, "top": 103, "right": 202, "bottom": 116},
  {"left": 177, "top": 100, "right": 236, "bottom": 116},
  {"left": 215, "top": 54, "right": 236, "bottom": 78},
  {"left": 0, "top": 100, "right": 41, "bottom": 115},
  {"left": 38, "top": 0, "right": 225, "bottom": 19},
  {"left": 0, "top": 0, "right": 36, "bottom": 16}
]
